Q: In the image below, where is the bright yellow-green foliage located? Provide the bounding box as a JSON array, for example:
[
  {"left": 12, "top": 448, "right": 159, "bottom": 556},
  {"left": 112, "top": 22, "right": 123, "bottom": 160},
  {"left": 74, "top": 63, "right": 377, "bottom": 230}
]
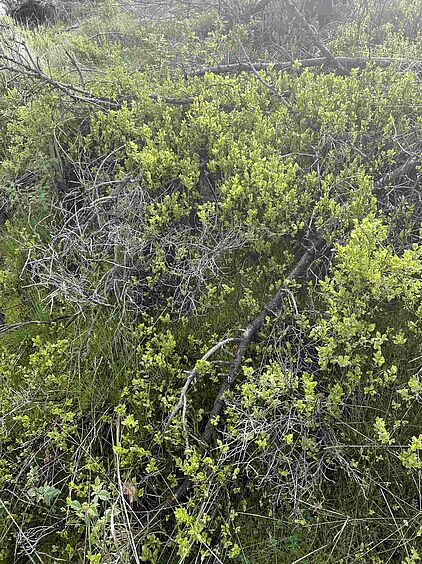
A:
[
  {"left": 331, "top": 0, "right": 422, "bottom": 58},
  {"left": 0, "top": 1, "right": 421, "bottom": 562}
]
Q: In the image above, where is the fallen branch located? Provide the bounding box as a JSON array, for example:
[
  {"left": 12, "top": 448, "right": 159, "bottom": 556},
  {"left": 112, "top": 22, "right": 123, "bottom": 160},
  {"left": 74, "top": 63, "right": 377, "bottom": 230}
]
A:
[
  {"left": 186, "top": 56, "right": 421, "bottom": 78},
  {"left": 0, "top": 51, "right": 120, "bottom": 108},
  {"left": 1, "top": 32, "right": 419, "bottom": 110},
  {"left": 201, "top": 234, "right": 325, "bottom": 443}
]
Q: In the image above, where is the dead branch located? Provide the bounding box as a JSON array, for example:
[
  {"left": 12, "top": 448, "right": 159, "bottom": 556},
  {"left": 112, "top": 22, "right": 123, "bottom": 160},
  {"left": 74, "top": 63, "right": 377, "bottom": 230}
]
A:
[
  {"left": 0, "top": 51, "right": 119, "bottom": 108},
  {"left": 201, "top": 233, "right": 326, "bottom": 444},
  {"left": 184, "top": 56, "right": 421, "bottom": 79},
  {"left": 23, "top": 176, "right": 249, "bottom": 318}
]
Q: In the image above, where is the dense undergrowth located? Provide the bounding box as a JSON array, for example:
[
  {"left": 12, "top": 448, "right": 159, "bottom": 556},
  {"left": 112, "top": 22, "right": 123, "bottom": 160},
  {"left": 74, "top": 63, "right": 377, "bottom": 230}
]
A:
[{"left": 0, "top": 0, "right": 422, "bottom": 561}]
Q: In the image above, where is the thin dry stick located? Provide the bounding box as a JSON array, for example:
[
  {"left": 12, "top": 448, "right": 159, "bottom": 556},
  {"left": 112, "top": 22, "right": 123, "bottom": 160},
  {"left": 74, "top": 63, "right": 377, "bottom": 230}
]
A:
[
  {"left": 0, "top": 316, "right": 73, "bottom": 335},
  {"left": 164, "top": 337, "right": 239, "bottom": 429}
]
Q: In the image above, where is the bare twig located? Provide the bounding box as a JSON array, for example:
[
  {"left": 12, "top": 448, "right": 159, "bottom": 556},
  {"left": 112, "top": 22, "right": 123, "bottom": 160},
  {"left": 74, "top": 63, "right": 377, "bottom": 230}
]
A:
[
  {"left": 169, "top": 232, "right": 326, "bottom": 503},
  {"left": 164, "top": 337, "right": 240, "bottom": 429},
  {"left": 0, "top": 315, "right": 73, "bottom": 335}
]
